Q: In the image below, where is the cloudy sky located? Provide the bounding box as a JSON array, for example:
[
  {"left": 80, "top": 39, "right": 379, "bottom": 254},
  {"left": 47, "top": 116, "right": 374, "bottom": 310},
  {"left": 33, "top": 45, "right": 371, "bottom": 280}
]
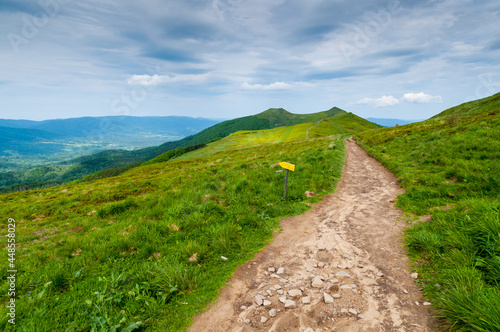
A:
[{"left": 1, "top": 0, "right": 499, "bottom": 121}]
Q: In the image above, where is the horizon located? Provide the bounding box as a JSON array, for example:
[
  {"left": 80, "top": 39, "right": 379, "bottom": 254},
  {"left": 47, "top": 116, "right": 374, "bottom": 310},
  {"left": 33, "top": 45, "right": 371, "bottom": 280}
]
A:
[
  {"left": 1, "top": 1, "right": 499, "bottom": 121},
  {"left": 0, "top": 108, "right": 427, "bottom": 123}
]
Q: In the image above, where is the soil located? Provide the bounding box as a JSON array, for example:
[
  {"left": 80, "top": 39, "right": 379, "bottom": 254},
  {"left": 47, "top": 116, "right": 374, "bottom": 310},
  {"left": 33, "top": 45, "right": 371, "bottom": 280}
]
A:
[{"left": 189, "top": 139, "right": 435, "bottom": 331}]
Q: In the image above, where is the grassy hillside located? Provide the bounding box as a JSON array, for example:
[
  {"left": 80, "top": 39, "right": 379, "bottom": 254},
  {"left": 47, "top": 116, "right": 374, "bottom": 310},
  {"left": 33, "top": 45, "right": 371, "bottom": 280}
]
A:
[
  {"left": 255, "top": 107, "right": 344, "bottom": 125},
  {"left": 356, "top": 92, "right": 500, "bottom": 331},
  {"left": 173, "top": 111, "right": 380, "bottom": 162},
  {"left": 0, "top": 124, "right": 346, "bottom": 331},
  {"left": 0, "top": 107, "right": 361, "bottom": 194}
]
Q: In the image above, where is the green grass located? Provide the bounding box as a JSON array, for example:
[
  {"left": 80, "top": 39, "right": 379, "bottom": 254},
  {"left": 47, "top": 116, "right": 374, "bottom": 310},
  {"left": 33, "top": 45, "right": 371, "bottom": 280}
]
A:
[
  {"left": 1, "top": 107, "right": 363, "bottom": 194},
  {"left": 0, "top": 128, "right": 346, "bottom": 331},
  {"left": 175, "top": 112, "right": 379, "bottom": 161},
  {"left": 356, "top": 92, "right": 500, "bottom": 331}
]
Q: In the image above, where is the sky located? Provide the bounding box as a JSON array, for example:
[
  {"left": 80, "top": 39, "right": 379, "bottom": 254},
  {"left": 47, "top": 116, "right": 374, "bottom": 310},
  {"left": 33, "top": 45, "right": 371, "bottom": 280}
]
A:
[{"left": 1, "top": 0, "right": 500, "bottom": 121}]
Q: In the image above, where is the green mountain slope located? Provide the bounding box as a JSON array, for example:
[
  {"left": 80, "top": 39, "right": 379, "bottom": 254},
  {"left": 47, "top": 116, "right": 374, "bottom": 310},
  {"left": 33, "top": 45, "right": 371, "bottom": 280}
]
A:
[
  {"left": 356, "top": 92, "right": 500, "bottom": 331},
  {"left": 172, "top": 111, "right": 380, "bottom": 162},
  {"left": 0, "top": 122, "right": 347, "bottom": 330},
  {"left": 1, "top": 107, "right": 370, "bottom": 193}
]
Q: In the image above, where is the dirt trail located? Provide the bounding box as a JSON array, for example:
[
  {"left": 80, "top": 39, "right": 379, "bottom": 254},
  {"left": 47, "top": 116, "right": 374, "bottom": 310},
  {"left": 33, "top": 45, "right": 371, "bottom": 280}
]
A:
[
  {"left": 306, "top": 121, "right": 321, "bottom": 139},
  {"left": 189, "top": 139, "right": 435, "bottom": 332}
]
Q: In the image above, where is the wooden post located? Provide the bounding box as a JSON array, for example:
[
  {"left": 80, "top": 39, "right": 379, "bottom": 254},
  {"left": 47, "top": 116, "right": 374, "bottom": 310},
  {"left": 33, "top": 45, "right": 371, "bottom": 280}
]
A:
[
  {"left": 279, "top": 162, "right": 295, "bottom": 200},
  {"left": 284, "top": 169, "right": 289, "bottom": 199}
]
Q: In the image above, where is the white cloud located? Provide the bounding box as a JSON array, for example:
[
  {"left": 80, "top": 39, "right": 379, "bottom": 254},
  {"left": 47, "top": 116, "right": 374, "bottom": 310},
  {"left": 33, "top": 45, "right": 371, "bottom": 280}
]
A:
[
  {"left": 401, "top": 92, "right": 442, "bottom": 103},
  {"left": 357, "top": 92, "right": 443, "bottom": 107},
  {"left": 241, "top": 81, "right": 293, "bottom": 91},
  {"left": 356, "top": 95, "right": 401, "bottom": 107},
  {"left": 126, "top": 74, "right": 209, "bottom": 86},
  {"left": 127, "top": 74, "right": 165, "bottom": 86}
]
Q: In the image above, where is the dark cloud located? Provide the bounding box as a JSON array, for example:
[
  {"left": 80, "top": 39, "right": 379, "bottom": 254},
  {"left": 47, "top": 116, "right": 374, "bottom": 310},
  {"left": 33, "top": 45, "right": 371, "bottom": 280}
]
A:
[
  {"left": 143, "top": 46, "right": 200, "bottom": 63},
  {"left": 304, "top": 70, "right": 364, "bottom": 81},
  {"left": 372, "top": 48, "right": 422, "bottom": 58},
  {"left": 488, "top": 38, "right": 500, "bottom": 50},
  {"left": 0, "top": 0, "right": 40, "bottom": 14}
]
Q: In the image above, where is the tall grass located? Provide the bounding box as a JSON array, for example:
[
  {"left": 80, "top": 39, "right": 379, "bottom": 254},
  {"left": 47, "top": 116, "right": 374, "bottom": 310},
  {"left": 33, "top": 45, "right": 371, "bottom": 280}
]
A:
[
  {"left": 356, "top": 92, "right": 500, "bottom": 331},
  {"left": 0, "top": 133, "right": 345, "bottom": 331}
]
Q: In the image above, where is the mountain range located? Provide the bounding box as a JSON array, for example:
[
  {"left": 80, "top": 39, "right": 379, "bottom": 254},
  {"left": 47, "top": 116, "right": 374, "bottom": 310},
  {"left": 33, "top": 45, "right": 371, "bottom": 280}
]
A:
[{"left": 0, "top": 107, "right": 380, "bottom": 192}]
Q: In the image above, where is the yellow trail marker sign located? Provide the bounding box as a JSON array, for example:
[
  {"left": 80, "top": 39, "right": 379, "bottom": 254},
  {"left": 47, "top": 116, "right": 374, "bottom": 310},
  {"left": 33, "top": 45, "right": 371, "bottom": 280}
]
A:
[
  {"left": 279, "top": 162, "right": 295, "bottom": 172},
  {"left": 279, "top": 162, "right": 296, "bottom": 199}
]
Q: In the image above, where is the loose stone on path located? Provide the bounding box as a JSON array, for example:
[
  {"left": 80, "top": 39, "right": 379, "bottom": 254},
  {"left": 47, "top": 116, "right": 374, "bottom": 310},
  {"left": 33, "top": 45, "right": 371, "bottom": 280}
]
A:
[{"left": 312, "top": 276, "right": 324, "bottom": 288}]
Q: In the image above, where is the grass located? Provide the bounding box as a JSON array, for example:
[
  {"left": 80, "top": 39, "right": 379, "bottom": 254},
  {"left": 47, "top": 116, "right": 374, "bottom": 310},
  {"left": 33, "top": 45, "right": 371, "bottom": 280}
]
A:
[
  {"left": 356, "top": 92, "right": 500, "bottom": 331},
  {"left": 0, "top": 123, "right": 346, "bottom": 330},
  {"left": 177, "top": 112, "right": 379, "bottom": 161}
]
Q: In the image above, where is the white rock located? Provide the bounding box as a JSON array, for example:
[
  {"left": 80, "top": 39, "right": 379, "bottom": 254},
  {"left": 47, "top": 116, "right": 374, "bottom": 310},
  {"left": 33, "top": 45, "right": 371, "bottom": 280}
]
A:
[
  {"left": 349, "top": 309, "right": 358, "bottom": 315},
  {"left": 411, "top": 273, "right": 419, "bottom": 279},
  {"left": 269, "top": 309, "right": 277, "bottom": 317},
  {"left": 324, "top": 292, "right": 334, "bottom": 304},
  {"left": 263, "top": 300, "right": 272, "bottom": 306},
  {"left": 318, "top": 246, "right": 326, "bottom": 251},
  {"left": 270, "top": 274, "right": 280, "bottom": 279},
  {"left": 336, "top": 271, "right": 351, "bottom": 278},
  {"left": 268, "top": 267, "right": 276, "bottom": 272},
  {"left": 221, "top": 256, "right": 228, "bottom": 261},
  {"left": 340, "top": 285, "right": 352, "bottom": 289},
  {"left": 240, "top": 305, "right": 247, "bottom": 310},
  {"left": 403, "top": 289, "right": 408, "bottom": 294},
  {"left": 312, "top": 276, "right": 324, "bottom": 288},
  {"left": 279, "top": 278, "right": 288, "bottom": 283},
  {"left": 284, "top": 300, "right": 296, "bottom": 308},
  {"left": 423, "top": 302, "right": 432, "bottom": 306},
  {"left": 266, "top": 290, "right": 273, "bottom": 296},
  {"left": 288, "top": 289, "right": 302, "bottom": 298},
  {"left": 277, "top": 267, "right": 285, "bottom": 274},
  {"left": 244, "top": 319, "right": 250, "bottom": 324},
  {"left": 358, "top": 314, "right": 365, "bottom": 319},
  {"left": 302, "top": 296, "right": 311, "bottom": 304},
  {"left": 279, "top": 296, "right": 287, "bottom": 303},
  {"left": 261, "top": 316, "right": 268, "bottom": 323},
  {"left": 341, "top": 308, "right": 348, "bottom": 313},
  {"left": 332, "top": 293, "right": 341, "bottom": 299},
  {"left": 277, "top": 290, "right": 284, "bottom": 295},
  {"left": 318, "top": 262, "right": 325, "bottom": 268},
  {"left": 255, "top": 295, "right": 265, "bottom": 306},
  {"left": 377, "top": 272, "right": 384, "bottom": 277},
  {"left": 274, "top": 284, "right": 282, "bottom": 289}
]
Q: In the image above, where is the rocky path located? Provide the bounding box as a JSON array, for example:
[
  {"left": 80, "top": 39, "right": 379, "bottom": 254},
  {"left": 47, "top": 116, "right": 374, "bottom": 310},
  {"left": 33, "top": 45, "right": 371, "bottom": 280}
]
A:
[{"left": 189, "top": 139, "right": 435, "bottom": 331}]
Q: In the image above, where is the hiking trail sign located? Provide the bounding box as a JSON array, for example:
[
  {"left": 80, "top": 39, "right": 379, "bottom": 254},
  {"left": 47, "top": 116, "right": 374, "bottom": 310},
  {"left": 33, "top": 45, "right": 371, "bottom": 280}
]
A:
[{"left": 279, "top": 162, "right": 295, "bottom": 199}]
